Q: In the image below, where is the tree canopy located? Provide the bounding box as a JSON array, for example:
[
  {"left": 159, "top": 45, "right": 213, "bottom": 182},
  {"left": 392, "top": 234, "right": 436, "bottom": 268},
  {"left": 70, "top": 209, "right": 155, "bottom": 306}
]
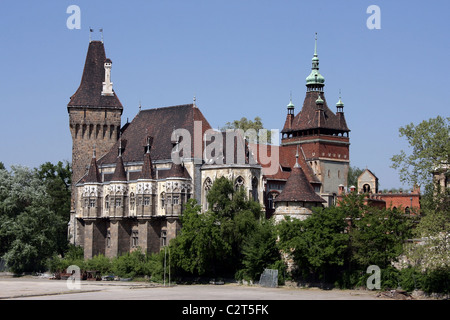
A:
[
  {"left": 221, "top": 116, "right": 272, "bottom": 144},
  {"left": 0, "top": 162, "right": 71, "bottom": 273},
  {"left": 391, "top": 116, "right": 450, "bottom": 188}
]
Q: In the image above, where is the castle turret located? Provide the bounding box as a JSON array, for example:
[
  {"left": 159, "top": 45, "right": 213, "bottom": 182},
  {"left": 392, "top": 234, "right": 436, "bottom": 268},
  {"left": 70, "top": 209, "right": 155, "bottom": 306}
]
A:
[
  {"left": 68, "top": 40, "right": 124, "bottom": 246},
  {"left": 280, "top": 33, "right": 351, "bottom": 206},
  {"left": 68, "top": 40, "right": 123, "bottom": 216}
]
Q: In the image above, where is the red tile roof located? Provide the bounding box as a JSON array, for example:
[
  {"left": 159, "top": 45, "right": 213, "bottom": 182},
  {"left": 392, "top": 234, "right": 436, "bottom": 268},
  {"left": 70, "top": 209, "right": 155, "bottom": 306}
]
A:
[
  {"left": 283, "top": 91, "right": 349, "bottom": 133},
  {"left": 274, "top": 163, "right": 326, "bottom": 203},
  {"left": 249, "top": 143, "right": 320, "bottom": 184}
]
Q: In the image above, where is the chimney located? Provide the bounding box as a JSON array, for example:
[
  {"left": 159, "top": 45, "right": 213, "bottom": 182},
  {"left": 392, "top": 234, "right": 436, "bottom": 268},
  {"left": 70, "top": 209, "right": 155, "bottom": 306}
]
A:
[{"left": 102, "top": 58, "right": 114, "bottom": 96}]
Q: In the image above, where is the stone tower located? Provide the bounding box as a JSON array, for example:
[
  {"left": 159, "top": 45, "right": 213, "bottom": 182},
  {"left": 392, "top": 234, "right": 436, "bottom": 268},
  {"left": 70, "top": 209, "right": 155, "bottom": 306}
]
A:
[
  {"left": 281, "top": 34, "right": 350, "bottom": 206},
  {"left": 68, "top": 40, "right": 123, "bottom": 242}
]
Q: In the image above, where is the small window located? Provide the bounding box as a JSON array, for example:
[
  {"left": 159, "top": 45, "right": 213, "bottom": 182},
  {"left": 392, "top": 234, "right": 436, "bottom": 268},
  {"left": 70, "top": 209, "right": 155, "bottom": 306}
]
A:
[
  {"left": 84, "top": 199, "right": 89, "bottom": 208},
  {"left": 106, "top": 230, "right": 111, "bottom": 248},
  {"left": 105, "top": 196, "right": 109, "bottom": 209},
  {"left": 173, "top": 196, "right": 179, "bottom": 205},
  {"left": 89, "top": 199, "right": 96, "bottom": 208},
  {"left": 144, "top": 196, "right": 150, "bottom": 206},
  {"left": 267, "top": 193, "right": 274, "bottom": 210},
  {"left": 161, "top": 230, "right": 167, "bottom": 247},
  {"left": 115, "top": 198, "right": 122, "bottom": 207}
]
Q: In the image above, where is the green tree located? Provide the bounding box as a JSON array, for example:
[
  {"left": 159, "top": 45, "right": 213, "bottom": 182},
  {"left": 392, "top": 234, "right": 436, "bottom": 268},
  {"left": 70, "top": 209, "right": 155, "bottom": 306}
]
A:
[
  {"left": 170, "top": 199, "right": 230, "bottom": 277},
  {"left": 391, "top": 116, "right": 449, "bottom": 188},
  {"left": 206, "top": 177, "right": 262, "bottom": 273},
  {"left": 0, "top": 165, "right": 68, "bottom": 273},
  {"left": 239, "top": 219, "right": 282, "bottom": 282},
  {"left": 37, "top": 161, "right": 72, "bottom": 256},
  {"left": 350, "top": 208, "right": 413, "bottom": 269},
  {"left": 170, "top": 177, "right": 264, "bottom": 279},
  {"left": 405, "top": 184, "right": 450, "bottom": 271},
  {"left": 391, "top": 116, "right": 449, "bottom": 280},
  {"left": 221, "top": 116, "right": 272, "bottom": 144},
  {"left": 347, "top": 166, "right": 364, "bottom": 188},
  {"left": 277, "top": 206, "right": 349, "bottom": 283}
]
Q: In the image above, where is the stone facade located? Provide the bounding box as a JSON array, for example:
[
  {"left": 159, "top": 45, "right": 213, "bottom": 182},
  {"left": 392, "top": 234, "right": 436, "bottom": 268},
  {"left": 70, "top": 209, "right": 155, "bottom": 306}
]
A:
[{"left": 67, "top": 36, "right": 353, "bottom": 259}]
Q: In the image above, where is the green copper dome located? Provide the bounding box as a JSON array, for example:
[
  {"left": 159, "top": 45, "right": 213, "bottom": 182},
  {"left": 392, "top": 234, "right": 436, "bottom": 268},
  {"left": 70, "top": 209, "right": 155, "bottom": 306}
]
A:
[
  {"left": 287, "top": 99, "right": 295, "bottom": 109},
  {"left": 306, "top": 69, "right": 325, "bottom": 85},
  {"left": 316, "top": 94, "right": 324, "bottom": 105},
  {"left": 306, "top": 33, "right": 325, "bottom": 86},
  {"left": 336, "top": 97, "right": 344, "bottom": 107}
]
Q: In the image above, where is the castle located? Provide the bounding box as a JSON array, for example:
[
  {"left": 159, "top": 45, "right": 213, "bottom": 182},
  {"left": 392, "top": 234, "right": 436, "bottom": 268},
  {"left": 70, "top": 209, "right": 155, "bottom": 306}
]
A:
[{"left": 68, "top": 35, "right": 350, "bottom": 259}]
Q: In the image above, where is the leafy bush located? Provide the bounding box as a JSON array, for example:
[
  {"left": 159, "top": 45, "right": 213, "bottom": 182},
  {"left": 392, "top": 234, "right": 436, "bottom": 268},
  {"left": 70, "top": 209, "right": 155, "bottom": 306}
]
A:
[
  {"left": 84, "top": 254, "right": 112, "bottom": 275},
  {"left": 398, "top": 266, "right": 423, "bottom": 292},
  {"left": 111, "top": 250, "right": 148, "bottom": 278},
  {"left": 421, "top": 267, "right": 450, "bottom": 295}
]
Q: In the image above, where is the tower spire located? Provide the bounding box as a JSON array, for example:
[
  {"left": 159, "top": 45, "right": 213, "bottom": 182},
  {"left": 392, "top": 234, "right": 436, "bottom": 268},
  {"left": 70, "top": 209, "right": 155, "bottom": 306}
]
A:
[
  {"left": 306, "top": 33, "right": 325, "bottom": 90},
  {"left": 336, "top": 89, "right": 344, "bottom": 113},
  {"left": 314, "top": 32, "right": 318, "bottom": 57}
]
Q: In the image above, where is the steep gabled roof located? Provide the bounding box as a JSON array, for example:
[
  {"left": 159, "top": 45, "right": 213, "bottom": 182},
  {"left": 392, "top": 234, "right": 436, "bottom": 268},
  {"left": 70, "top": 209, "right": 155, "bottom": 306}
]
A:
[
  {"left": 98, "top": 104, "right": 212, "bottom": 166},
  {"left": 68, "top": 41, "right": 122, "bottom": 110}
]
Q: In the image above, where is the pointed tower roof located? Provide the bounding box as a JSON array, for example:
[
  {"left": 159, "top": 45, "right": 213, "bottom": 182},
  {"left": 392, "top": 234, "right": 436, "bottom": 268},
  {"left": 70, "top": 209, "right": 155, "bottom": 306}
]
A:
[
  {"left": 167, "top": 162, "right": 191, "bottom": 179},
  {"left": 282, "top": 35, "right": 350, "bottom": 135},
  {"left": 111, "top": 155, "right": 127, "bottom": 182},
  {"left": 139, "top": 136, "right": 155, "bottom": 180},
  {"left": 274, "top": 151, "right": 325, "bottom": 204},
  {"left": 84, "top": 146, "right": 102, "bottom": 183},
  {"left": 68, "top": 41, "right": 123, "bottom": 110},
  {"left": 111, "top": 140, "right": 127, "bottom": 182}
]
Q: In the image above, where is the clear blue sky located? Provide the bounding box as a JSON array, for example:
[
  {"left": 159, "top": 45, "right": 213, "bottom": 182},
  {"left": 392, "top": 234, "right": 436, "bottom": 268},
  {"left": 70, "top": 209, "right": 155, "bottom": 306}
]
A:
[{"left": 0, "top": 0, "right": 448, "bottom": 190}]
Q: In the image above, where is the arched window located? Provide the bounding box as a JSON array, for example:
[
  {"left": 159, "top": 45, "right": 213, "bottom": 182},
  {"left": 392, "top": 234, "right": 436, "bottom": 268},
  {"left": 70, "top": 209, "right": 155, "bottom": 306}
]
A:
[
  {"left": 405, "top": 207, "right": 410, "bottom": 214},
  {"left": 105, "top": 195, "right": 109, "bottom": 209},
  {"left": 234, "top": 176, "right": 244, "bottom": 191},
  {"left": 252, "top": 177, "right": 258, "bottom": 201},
  {"left": 130, "top": 193, "right": 135, "bottom": 209},
  {"left": 363, "top": 184, "right": 371, "bottom": 193}
]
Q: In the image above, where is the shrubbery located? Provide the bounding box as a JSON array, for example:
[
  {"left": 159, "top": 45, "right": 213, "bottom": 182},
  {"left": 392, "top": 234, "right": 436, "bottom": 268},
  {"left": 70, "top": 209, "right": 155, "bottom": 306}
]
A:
[{"left": 47, "top": 247, "right": 167, "bottom": 283}]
